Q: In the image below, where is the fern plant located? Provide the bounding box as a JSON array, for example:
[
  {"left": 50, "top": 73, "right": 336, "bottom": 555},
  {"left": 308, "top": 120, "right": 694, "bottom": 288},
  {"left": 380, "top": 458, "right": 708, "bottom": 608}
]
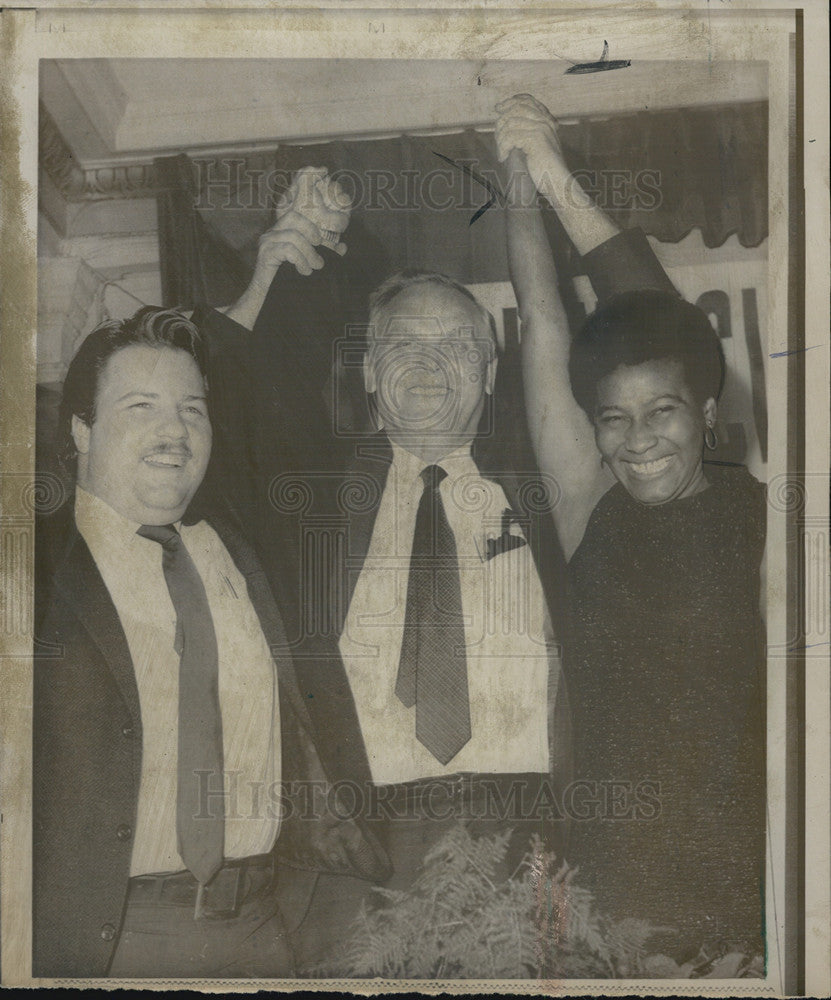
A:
[{"left": 312, "top": 823, "right": 765, "bottom": 980}]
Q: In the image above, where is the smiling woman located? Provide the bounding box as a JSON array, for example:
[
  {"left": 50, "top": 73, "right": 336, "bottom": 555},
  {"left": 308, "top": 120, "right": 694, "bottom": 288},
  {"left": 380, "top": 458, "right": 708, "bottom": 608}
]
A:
[
  {"left": 571, "top": 290, "right": 723, "bottom": 507},
  {"left": 592, "top": 359, "right": 710, "bottom": 504},
  {"left": 561, "top": 296, "right": 765, "bottom": 955},
  {"left": 500, "top": 94, "right": 766, "bottom": 960}
]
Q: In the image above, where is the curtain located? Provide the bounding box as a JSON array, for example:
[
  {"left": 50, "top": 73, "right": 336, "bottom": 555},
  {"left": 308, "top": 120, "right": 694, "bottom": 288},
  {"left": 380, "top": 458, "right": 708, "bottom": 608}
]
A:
[
  {"left": 154, "top": 153, "right": 252, "bottom": 310},
  {"left": 274, "top": 130, "right": 511, "bottom": 286},
  {"left": 557, "top": 102, "right": 767, "bottom": 249},
  {"left": 155, "top": 101, "right": 768, "bottom": 309}
]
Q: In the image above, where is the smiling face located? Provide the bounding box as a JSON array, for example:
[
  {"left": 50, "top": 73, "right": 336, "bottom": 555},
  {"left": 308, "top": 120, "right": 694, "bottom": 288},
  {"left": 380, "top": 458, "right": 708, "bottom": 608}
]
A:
[
  {"left": 593, "top": 357, "right": 716, "bottom": 506},
  {"left": 73, "top": 344, "right": 211, "bottom": 524},
  {"left": 364, "top": 283, "right": 496, "bottom": 453}
]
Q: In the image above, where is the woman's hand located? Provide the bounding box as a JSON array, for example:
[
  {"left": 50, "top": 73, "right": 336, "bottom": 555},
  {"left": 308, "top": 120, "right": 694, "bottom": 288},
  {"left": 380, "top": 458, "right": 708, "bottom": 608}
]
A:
[{"left": 497, "top": 92, "right": 618, "bottom": 257}]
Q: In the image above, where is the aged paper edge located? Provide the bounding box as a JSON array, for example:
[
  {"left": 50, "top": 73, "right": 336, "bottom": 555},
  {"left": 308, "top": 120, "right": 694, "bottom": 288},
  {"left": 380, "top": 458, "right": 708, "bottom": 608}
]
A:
[{"left": 1, "top": 1, "right": 828, "bottom": 995}]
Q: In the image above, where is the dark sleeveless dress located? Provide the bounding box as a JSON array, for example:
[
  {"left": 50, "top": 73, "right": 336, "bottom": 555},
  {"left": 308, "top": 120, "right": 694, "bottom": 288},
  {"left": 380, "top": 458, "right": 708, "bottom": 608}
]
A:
[{"left": 566, "top": 465, "right": 766, "bottom": 956}]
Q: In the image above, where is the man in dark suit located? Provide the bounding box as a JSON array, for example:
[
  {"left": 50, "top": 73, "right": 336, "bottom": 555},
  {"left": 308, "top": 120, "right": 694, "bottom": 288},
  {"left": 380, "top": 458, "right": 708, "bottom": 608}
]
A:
[{"left": 33, "top": 306, "right": 389, "bottom": 979}]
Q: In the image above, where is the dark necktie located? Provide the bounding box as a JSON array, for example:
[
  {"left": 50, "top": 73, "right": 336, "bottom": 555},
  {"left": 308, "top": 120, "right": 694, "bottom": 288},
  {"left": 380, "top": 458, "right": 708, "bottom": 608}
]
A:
[
  {"left": 137, "top": 523, "right": 224, "bottom": 884},
  {"left": 395, "top": 465, "right": 471, "bottom": 764}
]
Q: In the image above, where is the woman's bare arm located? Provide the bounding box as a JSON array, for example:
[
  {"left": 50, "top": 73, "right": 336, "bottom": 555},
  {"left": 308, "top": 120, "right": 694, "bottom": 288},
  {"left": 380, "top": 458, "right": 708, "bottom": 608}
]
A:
[{"left": 498, "top": 101, "right": 615, "bottom": 558}]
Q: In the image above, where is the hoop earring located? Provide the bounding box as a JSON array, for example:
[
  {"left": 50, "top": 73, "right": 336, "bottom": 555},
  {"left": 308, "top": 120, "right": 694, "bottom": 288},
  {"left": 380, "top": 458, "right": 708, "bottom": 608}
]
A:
[{"left": 704, "top": 424, "right": 718, "bottom": 451}]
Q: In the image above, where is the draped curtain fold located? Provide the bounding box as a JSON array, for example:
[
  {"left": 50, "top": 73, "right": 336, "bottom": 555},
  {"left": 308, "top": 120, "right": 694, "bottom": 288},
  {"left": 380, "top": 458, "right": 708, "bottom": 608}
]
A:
[
  {"left": 556, "top": 103, "right": 767, "bottom": 250},
  {"left": 153, "top": 153, "right": 253, "bottom": 310}
]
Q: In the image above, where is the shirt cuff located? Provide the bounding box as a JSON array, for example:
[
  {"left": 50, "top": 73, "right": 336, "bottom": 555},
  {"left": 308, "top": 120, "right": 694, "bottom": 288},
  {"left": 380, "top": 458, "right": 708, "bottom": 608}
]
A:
[{"left": 580, "top": 228, "right": 678, "bottom": 303}]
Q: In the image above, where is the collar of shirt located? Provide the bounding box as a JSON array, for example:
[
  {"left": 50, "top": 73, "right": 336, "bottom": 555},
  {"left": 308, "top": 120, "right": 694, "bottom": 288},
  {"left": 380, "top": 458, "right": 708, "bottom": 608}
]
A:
[
  {"left": 386, "top": 440, "right": 509, "bottom": 559},
  {"left": 75, "top": 486, "right": 183, "bottom": 549},
  {"left": 75, "top": 485, "right": 144, "bottom": 558},
  {"left": 389, "top": 439, "right": 477, "bottom": 484},
  {"left": 74, "top": 486, "right": 183, "bottom": 625}
]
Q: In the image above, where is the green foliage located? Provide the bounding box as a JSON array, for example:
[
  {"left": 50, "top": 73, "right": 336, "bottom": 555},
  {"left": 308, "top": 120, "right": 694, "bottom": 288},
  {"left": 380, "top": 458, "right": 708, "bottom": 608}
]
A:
[{"left": 313, "top": 823, "right": 765, "bottom": 980}]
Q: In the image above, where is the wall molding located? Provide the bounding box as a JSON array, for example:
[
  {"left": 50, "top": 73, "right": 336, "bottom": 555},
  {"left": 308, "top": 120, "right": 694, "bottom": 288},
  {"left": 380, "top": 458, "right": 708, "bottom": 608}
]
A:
[
  {"left": 39, "top": 102, "right": 288, "bottom": 204},
  {"left": 40, "top": 103, "right": 160, "bottom": 202}
]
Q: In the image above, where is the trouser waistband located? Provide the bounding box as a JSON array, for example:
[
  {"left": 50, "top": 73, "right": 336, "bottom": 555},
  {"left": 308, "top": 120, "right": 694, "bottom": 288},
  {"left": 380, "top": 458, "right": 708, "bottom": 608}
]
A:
[{"left": 127, "top": 854, "right": 275, "bottom": 919}]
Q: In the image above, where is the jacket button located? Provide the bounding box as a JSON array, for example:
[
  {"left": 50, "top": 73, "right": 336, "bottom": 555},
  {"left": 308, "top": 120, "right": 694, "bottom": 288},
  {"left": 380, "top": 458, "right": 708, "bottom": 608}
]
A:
[
  {"left": 100, "top": 923, "right": 117, "bottom": 941},
  {"left": 116, "top": 824, "right": 132, "bottom": 841},
  {"left": 121, "top": 724, "right": 134, "bottom": 738}
]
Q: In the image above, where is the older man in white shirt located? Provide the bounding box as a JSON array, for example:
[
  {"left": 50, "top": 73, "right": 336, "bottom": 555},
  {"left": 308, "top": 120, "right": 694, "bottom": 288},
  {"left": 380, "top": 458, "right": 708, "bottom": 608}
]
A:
[
  {"left": 198, "top": 173, "right": 573, "bottom": 967},
  {"left": 334, "top": 271, "right": 569, "bottom": 873}
]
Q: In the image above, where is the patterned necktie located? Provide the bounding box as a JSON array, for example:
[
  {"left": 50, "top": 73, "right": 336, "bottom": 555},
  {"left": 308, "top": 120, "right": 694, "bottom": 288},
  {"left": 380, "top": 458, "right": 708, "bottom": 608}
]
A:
[
  {"left": 137, "top": 523, "right": 224, "bottom": 884},
  {"left": 395, "top": 464, "right": 471, "bottom": 764}
]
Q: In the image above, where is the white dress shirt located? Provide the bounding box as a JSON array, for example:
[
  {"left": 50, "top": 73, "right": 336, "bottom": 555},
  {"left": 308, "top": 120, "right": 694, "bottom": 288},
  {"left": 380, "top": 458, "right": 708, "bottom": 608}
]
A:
[
  {"left": 339, "top": 442, "right": 557, "bottom": 784},
  {"left": 75, "top": 487, "right": 282, "bottom": 875}
]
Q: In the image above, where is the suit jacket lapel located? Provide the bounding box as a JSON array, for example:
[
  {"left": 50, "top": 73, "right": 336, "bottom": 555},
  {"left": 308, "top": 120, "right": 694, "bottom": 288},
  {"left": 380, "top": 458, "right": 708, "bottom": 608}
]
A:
[
  {"left": 53, "top": 527, "right": 141, "bottom": 725},
  {"left": 340, "top": 435, "right": 393, "bottom": 633},
  {"left": 476, "top": 451, "right": 574, "bottom": 794},
  {"left": 205, "top": 513, "right": 318, "bottom": 735}
]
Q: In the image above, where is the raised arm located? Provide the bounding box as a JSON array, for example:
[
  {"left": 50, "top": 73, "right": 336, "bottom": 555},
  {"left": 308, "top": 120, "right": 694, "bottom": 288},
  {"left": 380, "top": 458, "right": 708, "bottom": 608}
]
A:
[
  {"left": 190, "top": 167, "right": 353, "bottom": 526},
  {"left": 496, "top": 96, "right": 614, "bottom": 558},
  {"left": 221, "top": 166, "right": 351, "bottom": 332}
]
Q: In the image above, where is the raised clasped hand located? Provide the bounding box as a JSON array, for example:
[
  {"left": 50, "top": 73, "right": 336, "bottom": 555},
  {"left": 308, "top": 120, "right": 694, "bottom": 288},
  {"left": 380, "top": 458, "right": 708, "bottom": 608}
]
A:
[
  {"left": 276, "top": 165, "right": 352, "bottom": 251},
  {"left": 494, "top": 94, "right": 566, "bottom": 194},
  {"left": 251, "top": 166, "right": 352, "bottom": 286}
]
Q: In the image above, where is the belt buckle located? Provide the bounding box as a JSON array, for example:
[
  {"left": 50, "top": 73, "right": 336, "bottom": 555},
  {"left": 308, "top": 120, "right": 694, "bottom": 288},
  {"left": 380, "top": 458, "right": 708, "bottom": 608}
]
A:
[{"left": 194, "top": 863, "right": 246, "bottom": 920}]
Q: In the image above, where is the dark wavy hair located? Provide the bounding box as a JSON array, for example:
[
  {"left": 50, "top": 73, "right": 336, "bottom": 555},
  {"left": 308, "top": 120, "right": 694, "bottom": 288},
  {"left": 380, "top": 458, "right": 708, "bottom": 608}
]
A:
[
  {"left": 568, "top": 289, "right": 725, "bottom": 419},
  {"left": 57, "top": 306, "right": 208, "bottom": 472}
]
